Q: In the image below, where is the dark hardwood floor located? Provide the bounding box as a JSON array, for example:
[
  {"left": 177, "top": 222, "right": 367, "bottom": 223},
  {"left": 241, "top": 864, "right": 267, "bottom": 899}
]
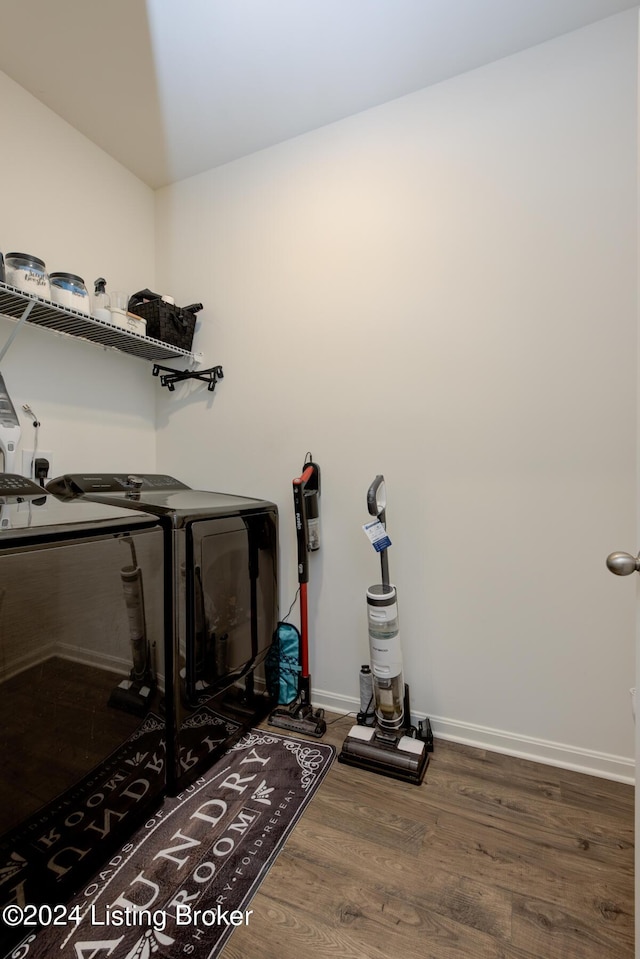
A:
[
  {"left": 221, "top": 711, "right": 634, "bottom": 959},
  {"left": 0, "top": 666, "right": 632, "bottom": 958}
]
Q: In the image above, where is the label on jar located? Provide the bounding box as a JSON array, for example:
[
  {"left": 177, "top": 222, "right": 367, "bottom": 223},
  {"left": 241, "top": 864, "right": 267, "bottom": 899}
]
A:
[
  {"left": 50, "top": 285, "right": 90, "bottom": 314},
  {"left": 6, "top": 265, "right": 49, "bottom": 293}
]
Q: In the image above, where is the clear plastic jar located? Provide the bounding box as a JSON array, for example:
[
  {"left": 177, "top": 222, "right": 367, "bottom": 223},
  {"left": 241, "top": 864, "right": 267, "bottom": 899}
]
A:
[
  {"left": 5, "top": 252, "right": 50, "bottom": 299},
  {"left": 49, "top": 272, "right": 90, "bottom": 315}
]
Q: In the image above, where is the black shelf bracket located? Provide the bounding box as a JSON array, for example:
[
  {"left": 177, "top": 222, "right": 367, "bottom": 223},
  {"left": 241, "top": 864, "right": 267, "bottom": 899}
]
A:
[{"left": 152, "top": 363, "right": 224, "bottom": 393}]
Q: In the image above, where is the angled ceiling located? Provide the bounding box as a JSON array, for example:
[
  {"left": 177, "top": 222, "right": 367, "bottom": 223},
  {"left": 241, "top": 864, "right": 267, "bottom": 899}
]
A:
[{"left": 0, "top": 0, "right": 636, "bottom": 189}]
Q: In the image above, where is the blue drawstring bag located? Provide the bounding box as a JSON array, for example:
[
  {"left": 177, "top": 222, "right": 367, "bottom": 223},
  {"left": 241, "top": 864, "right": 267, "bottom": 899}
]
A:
[{"left": 265, "top": 622, "right": 300, "bottom": 705}]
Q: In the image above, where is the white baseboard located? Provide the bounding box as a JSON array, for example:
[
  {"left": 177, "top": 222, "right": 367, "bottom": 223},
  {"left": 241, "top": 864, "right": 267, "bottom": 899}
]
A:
[
  {"left": 57, "top": 643, "right": 166, "bottom": 694},
  {"left": 0, "top": 642, "right": 56, "bottom": 682},
  {"left": 313, "top": 688, "right": 635, "bottom": 785},
  {"left": 1, "top": 643, "right": 130, "bottom": 681},
  {"left": 56, "top": 642, "right": 131, "bottom": 675}
]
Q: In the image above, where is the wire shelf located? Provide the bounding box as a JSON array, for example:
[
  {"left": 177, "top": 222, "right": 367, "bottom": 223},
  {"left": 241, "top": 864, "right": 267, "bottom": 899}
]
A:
[{"left": 0, "top": 282, "right": 198, "bottom": 363}]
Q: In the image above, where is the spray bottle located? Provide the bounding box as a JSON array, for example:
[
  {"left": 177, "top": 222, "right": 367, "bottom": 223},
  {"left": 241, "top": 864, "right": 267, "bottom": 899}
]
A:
[{"left": 93, "top": 277, "right": 111, "bottom": 323}]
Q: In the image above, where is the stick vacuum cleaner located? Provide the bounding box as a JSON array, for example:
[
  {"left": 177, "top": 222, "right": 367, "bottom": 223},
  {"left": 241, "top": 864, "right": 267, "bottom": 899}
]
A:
[
  {"left": 108, "top": 535, "right": 156, "bottom": 716},
  {"left": 339, "top": 475, "right": 431, "bottom": 784},
  {"left": 269, "top": 455, "right": 326, "bottom": 738}
]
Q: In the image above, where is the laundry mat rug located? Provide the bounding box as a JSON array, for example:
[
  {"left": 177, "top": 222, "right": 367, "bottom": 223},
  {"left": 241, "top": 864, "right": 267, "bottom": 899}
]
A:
[{"left": 3, "top": 731, "right": 335, "bottom": 959}]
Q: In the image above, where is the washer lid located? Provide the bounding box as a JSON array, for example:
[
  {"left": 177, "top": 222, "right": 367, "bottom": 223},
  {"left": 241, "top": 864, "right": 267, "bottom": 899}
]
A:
[
  {"left": 0, "top": 486, "right": 160, "bottom": 539},
  {"left": 46, "top": 473, "right": 276, "bottom": 522},
  {"left": 46, "top": 473, "right": 190, "bottom": 496}
]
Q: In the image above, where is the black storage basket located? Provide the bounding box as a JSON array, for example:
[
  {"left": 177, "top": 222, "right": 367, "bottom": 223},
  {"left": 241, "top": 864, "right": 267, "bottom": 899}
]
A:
[{"left": 129, "top": 293, "right": 202, "bottom": 351}]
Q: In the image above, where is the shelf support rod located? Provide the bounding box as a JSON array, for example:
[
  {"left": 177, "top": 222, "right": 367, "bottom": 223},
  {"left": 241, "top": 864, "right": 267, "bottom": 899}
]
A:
[{"left": 0, "top": 299, "right": 36, "bottom": 364}]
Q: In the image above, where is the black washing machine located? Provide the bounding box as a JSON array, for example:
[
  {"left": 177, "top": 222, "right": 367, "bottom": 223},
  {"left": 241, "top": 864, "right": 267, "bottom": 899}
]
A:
[
  {"left": 46, "top": 472, "right": 279, "bottom": 794},
  {"left": 0, "top": 475, "right": 169, "bottom": 948}
]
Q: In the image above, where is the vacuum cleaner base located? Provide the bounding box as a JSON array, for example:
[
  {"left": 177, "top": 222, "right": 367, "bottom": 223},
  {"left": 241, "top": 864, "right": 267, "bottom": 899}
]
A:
[
  {"left": 338, "top": 724, "right": 428, "bottom": 785},
  {"left": 108, "top": 678, "right": 154, "bottom": 717},
  {"left": 269, "top": 698, "right": 327, "bottom": 738}
]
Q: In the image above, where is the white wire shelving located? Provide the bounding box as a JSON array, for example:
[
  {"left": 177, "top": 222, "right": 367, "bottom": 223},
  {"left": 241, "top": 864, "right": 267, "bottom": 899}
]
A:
[{"left": 0, "top": 282, "right": 202, "bottom": 365}]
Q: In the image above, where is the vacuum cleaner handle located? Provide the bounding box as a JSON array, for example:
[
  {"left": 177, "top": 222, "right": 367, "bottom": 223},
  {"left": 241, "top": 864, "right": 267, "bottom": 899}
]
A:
[
  {"left": 367, "top": 474, "right": 390, "bottom": 587},
  {"left": 293, "top": 461, "right": 320, "bottom": 584},
  {"left": 367, "top": 474, "right": 386, "bottom": 524}
]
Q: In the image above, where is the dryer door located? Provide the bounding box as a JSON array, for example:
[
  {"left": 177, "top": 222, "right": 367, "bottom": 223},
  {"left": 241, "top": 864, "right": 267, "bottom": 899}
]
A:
[{"left": 185, "top": 509, "right": 278, "bottom": 700}]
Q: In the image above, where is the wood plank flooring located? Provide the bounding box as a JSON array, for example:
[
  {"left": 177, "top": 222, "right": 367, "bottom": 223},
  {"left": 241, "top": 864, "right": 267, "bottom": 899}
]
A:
[{"left": 221, "top": 712, "right": 634, "bottom": 959}]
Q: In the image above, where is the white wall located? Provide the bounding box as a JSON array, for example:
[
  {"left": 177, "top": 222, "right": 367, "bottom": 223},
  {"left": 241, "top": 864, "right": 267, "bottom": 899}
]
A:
[
  {"left": 155, "top": 11, "right": 638, "bottom": 780},
  {"left": 0, "top": 71, "right": 158, "bottom": 475},
  {"left": 0, "top": 13, "right": 633, "bottom": 783}
]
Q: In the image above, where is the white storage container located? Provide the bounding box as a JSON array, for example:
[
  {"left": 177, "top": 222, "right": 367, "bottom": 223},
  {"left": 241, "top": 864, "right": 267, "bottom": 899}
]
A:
[
  {"left": 49, "top": 272, "right": 90, "bottom": 315},
  {"left": 5, "top": 252, "right": 50, "bottom": 299}
]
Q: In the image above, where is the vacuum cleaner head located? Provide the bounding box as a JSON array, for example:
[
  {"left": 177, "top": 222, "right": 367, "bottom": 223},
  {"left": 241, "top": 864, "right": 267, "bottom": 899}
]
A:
[
  {"left": 338, "top": 724, "right": 428, "bottom": 785},
  {"left": 108, "top": 677, "right": 154, "bottom": 717},
  {"left": 269, "top": 699, "right": 327, "bottom": 738}
]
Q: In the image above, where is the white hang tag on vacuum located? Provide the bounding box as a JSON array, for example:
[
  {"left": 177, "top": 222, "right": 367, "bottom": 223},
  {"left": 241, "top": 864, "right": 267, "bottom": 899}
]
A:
[{"left": 363, "top": 520, "right": 391, "bottom": 553}]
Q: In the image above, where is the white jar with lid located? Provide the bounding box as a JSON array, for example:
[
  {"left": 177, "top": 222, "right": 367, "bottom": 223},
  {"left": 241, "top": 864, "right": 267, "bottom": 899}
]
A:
[
  {"left": 5, "top": 252, "right": 50, "bottom": 299},
  {"left": 49, "top": 272, "right": 90, "bottom": 315}
]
